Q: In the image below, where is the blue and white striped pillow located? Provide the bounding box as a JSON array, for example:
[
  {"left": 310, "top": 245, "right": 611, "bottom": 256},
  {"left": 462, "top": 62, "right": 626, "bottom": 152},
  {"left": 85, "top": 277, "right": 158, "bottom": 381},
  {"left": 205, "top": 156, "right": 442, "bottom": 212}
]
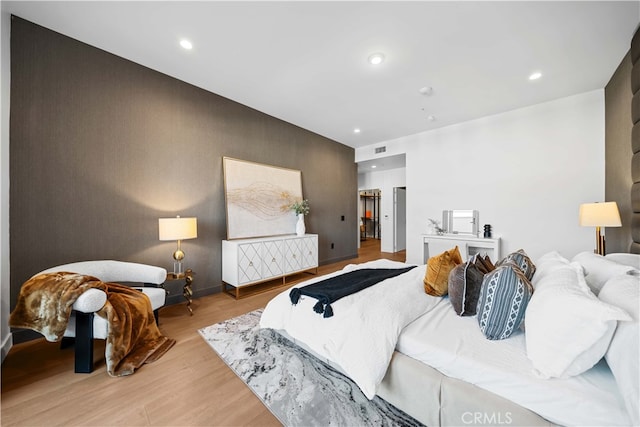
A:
[{"left": 477, "top": 264, "right": 534, "bottom": 340}]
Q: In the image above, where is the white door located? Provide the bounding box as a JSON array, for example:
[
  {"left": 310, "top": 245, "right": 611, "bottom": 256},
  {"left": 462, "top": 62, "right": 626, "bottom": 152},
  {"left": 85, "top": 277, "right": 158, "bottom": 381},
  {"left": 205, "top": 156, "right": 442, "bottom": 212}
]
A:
[{"left": 393, "top": 187, "right": 407, "bottom": 252}]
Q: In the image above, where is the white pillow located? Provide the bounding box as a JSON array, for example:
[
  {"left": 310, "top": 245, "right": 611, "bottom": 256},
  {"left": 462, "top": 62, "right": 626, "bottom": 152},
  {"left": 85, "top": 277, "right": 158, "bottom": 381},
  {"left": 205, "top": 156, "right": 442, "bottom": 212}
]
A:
[
  {"left": 572, "top": 251, "right": 639, "bottom": 295},
  {"left": 531, "top": 251, "right": 571, "bottom": 288},
  {"left": 598, "top": 274, "right": 640, "bottom": 426},
  {"left": 605, "top": 253, "right": 640, "bottom": 269},
  {"left": 525, "top": 262, "right": 631, "bottom": 379}
]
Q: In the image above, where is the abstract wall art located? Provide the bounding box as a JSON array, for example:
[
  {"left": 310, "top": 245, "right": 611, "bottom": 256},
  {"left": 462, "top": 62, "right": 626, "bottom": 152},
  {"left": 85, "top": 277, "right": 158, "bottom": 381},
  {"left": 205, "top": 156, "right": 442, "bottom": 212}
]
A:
[{"left": 223, "top": 157, "right": 303, "bottom": 239}]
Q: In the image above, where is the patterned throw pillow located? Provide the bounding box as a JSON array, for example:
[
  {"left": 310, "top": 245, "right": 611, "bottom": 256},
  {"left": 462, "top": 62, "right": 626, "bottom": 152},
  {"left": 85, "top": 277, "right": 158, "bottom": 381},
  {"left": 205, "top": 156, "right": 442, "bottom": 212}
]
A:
[
  {"left": 424, "top": 246, "right": 463, "bottom": 296},
  {"left": 448, "top": 255, "right": 485, "bottom": 316},
  {"left": 477, "top": 264, "right": 534, "bottom": 340},
  {"left": 496, "top": 249, "right": 536, "bottom": 280}
]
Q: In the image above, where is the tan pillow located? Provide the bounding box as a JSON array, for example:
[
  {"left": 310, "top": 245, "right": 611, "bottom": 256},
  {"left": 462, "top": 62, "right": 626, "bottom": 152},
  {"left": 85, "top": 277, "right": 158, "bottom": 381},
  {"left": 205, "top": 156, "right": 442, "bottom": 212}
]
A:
[{"left": 424, "top": 246, "right": 463, "bottom": 296}]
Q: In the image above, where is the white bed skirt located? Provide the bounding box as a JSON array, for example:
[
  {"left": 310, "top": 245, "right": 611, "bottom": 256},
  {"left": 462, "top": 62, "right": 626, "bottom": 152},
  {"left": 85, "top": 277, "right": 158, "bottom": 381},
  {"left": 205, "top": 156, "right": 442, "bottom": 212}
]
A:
[{"left": 377, "top": 351, "right": 553, "bottom": 426}]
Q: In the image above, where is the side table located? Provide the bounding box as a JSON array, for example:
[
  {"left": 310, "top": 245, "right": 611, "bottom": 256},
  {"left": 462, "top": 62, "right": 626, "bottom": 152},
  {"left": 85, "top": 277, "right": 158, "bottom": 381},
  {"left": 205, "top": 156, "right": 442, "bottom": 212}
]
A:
[{"left": 166, "top": 269, "right": 195, "bottom": 315}]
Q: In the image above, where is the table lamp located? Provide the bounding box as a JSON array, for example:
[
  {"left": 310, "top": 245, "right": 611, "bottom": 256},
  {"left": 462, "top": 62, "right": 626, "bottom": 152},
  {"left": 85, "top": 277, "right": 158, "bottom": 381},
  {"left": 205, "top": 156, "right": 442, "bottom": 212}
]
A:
[
  {"left": 578, "top": 202, "right": 621, "bottom": 256},
  {"left": 159, "top": 216, "right": 198, "bottom": 274}
]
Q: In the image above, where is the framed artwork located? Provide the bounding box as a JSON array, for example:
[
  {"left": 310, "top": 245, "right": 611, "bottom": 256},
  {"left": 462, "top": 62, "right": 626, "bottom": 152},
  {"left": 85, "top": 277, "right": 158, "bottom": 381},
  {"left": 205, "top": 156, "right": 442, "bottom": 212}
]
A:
[{"left": 223, "top": 157, "right": 303, "bottom": 239}]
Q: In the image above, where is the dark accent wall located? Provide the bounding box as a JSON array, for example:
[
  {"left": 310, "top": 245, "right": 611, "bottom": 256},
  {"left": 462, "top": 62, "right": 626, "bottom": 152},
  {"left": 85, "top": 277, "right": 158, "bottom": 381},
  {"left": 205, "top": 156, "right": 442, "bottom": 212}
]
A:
[
  {"left": 631, "top": 25, "right": 640, "bottom": 253},
  {"left": 9, "top": 17, "right": 357, "bottom": 316},
  {"left": 605, "top": 52, "right": 634, "bottom": 253}
]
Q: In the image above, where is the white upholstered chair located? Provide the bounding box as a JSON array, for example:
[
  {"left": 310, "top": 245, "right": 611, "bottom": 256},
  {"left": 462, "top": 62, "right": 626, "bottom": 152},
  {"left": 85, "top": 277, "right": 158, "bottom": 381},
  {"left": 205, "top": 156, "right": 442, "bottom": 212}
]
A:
[{"left": 36, "top": 260, "right": 167, "bottom": 373}]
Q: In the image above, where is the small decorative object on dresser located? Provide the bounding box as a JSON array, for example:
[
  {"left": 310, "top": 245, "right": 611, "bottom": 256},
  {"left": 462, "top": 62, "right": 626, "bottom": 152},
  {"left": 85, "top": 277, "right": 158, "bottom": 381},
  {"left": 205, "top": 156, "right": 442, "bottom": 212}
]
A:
[
  {"left": 296, "top": 214, "right": 306, "bottom": 236},
  {"left": 442, "top": 210, "right": 479, "bottom": 235},
  {"left": 290, "top": 199, "right": 310, "bottom": 236},
  {"left": 484, "top": 224, "right": 492, "bottom": 238},
  {"left": 428, "top": 218, "right": 445, "bottom": 235}
]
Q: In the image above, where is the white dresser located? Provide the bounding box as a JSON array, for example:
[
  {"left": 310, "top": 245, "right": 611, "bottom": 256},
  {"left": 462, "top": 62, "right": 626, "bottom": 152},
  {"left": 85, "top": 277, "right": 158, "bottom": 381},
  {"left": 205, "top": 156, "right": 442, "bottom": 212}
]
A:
[
  {"left": 222, "top": 234, "right": 318, "bottom": 298},
  {"left": 422, "top": 234, "right": 501, "bottom": 263}
]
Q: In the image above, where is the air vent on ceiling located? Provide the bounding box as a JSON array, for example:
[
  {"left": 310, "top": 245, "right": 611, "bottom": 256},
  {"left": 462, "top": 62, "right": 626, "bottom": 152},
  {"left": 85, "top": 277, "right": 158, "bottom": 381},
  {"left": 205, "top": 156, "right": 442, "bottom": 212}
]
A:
[{"left": 374, "top": 146, "right": 386, "bottom": 154}]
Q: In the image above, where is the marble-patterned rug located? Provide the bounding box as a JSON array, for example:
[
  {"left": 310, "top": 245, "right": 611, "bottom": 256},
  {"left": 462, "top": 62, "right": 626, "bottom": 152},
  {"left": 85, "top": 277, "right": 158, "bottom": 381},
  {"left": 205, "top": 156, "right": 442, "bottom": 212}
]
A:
[{"left": 198, "top": 309, "right": 423, "bottom": 427}]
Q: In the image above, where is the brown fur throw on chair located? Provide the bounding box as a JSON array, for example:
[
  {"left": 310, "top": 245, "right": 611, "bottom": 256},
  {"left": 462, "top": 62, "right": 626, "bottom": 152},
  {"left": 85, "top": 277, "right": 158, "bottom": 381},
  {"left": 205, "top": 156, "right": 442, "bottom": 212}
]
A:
[{"left": 9, "top": 272, "right": 175, "bottom": 376}]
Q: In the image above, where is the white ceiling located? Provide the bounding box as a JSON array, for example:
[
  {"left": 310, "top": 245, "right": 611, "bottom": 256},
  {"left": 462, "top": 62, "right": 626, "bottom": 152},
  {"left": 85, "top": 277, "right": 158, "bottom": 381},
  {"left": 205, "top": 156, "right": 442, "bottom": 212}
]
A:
[{"left": 3, "top": 1, "right": 639, "bottom": 158}]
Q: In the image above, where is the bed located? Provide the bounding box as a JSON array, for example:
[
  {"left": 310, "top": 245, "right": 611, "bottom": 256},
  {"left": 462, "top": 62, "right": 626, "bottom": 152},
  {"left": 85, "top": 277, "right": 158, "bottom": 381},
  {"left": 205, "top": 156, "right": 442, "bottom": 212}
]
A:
[{"left": 259, "top": 253, "right": 639, "bottom": 426}]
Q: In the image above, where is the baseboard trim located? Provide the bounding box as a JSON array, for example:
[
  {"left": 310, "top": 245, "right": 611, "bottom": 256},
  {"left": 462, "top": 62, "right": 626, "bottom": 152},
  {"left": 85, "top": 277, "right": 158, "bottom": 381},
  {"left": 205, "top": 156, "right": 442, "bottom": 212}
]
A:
[{"left": 1, "top": 331, "right": 13, "bottom": 363}]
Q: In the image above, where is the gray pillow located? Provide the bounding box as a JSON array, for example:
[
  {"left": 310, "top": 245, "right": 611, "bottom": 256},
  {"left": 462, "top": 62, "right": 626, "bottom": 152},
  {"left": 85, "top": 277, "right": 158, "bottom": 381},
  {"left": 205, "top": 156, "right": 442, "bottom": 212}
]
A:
[
  {"left": 448, "top": 256, "right": 485, "bottom": 316},
  {"left": 477, "top": 264, "right": 533, "bottom": 340}
]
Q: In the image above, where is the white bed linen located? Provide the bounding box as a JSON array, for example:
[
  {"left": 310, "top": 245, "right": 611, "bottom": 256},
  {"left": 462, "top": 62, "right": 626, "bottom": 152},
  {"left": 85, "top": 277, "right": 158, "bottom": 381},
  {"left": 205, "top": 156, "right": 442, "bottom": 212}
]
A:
[
  {"left": 260, "top": 259, "right": 441, "bottom": 399},
  {"left": 397, "top": 299, "right": 631, "bottom": 426}
]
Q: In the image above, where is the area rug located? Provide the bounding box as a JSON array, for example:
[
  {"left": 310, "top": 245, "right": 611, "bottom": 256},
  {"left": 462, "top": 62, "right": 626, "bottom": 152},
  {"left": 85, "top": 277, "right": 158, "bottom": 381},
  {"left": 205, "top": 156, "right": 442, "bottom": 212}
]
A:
[{"left": 198, "top": 309, "right": 423, "bottom": 427}]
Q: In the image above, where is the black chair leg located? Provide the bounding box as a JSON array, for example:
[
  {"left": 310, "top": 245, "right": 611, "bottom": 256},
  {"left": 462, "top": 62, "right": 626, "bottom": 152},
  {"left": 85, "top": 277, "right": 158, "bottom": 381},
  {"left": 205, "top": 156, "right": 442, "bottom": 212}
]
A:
[
  {"left": 74, "top": 311, "right": 94, "bottom": 373},
  {"left": 60, "top": 337, "right": 75, "bottom": 349}
]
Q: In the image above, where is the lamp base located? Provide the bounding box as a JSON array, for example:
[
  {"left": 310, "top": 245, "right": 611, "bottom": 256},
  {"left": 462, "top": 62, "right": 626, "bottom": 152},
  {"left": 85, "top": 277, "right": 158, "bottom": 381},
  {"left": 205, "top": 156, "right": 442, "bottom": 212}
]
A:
[
  {"left": 595, "top": 227, "right": 605, "bottom": 256},
  {"left": 173, "top": 261, "right": 184, "bottom": 275}
]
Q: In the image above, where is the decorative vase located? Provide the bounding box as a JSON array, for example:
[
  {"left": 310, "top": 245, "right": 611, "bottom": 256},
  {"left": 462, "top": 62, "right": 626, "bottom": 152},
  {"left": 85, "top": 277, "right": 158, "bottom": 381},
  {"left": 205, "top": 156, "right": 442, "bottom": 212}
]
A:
[{"left": 296, "top": 214, "right": 306, "bottom": 236}]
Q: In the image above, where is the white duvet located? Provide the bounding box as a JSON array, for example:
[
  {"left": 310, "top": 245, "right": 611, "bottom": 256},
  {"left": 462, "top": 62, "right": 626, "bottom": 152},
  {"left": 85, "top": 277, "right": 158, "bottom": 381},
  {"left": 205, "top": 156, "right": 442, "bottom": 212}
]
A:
[{"left": 259, "top": 259, "right": 439, "bottom": 399}]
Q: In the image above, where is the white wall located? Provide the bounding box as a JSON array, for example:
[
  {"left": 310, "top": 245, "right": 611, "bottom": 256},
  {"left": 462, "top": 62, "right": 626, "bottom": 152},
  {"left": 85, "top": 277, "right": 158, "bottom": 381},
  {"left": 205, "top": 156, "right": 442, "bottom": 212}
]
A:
[
  {"left": 358, "top": 168, "right": 406, "bottom": 253},
  {"left": 358, "top": 90, "right": 605, "bottom": 264},
  {"left": 1, "top": 9, "right": 12, "bottom": 362}
]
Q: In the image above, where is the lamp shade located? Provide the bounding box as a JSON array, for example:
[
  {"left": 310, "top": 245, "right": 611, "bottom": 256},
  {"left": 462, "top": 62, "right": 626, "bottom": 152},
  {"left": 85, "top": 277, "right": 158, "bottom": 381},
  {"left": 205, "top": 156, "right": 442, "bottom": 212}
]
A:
[
  {"left": 158, "top": 217, "right": 198, "bottom": 241},
  {"left": 578, "top": 202, "right": 622, "bottom": 227}
]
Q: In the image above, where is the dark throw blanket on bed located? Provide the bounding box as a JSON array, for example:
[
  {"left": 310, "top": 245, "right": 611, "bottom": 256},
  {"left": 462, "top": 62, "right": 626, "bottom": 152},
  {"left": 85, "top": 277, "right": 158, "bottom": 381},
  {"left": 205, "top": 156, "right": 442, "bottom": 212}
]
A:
[{"left": 289, "top": 266, "right": 417, "bottom": 318}]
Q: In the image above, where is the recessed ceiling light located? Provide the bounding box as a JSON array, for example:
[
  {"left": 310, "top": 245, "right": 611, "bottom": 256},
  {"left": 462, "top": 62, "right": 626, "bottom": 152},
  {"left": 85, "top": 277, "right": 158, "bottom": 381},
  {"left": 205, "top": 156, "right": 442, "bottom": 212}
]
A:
[
  {"left": 529, "top": 71, "right": 542, "bottom": 80},
  {"left": 368, "top": 53, "right": 385, "bottom": 65},
  {"left": 371, "top": 165, "right": 377, "bottom": 169},
  {"left": 419, "top": 86, "right": 433, "bottom": 96},
  {"left": 180, "top": 39, "right": 193, "bottom": 50},
  {"left": 354, "top": 128, "right": 361, "bottom": 134},
  {"left": 426, "top": 115, "right": 436, "bottom": 122}
]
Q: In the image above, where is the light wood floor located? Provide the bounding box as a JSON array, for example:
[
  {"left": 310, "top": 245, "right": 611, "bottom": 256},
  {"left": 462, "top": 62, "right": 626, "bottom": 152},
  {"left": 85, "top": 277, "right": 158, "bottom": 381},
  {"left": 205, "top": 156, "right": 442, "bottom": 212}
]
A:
[{"left": 1, "top": 239, "right": 404, "bottom": 426}]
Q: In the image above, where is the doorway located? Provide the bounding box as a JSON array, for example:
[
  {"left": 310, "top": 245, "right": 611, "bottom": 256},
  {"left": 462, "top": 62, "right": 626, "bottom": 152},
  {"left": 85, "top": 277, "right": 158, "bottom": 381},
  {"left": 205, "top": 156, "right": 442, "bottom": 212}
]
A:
[
  {"left": 393, "top": 187, "right": 407, "bottom": 252},
  {"left": 358, "top": 187, "right": 407, "bottom": 255},
  {"left": 359, "top": 189, "right": 381, "bottom": 240}
]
